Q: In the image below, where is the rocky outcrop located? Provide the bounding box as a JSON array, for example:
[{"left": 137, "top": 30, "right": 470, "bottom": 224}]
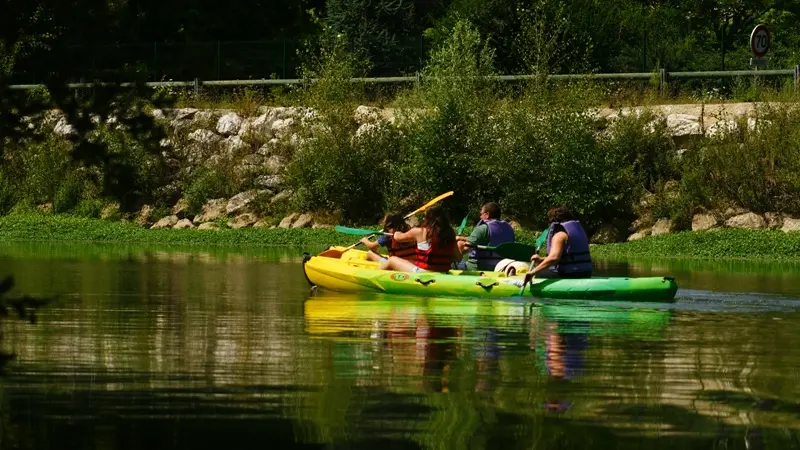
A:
[
  {"left": 725, "top": 212, "right": 766, "bottom": 229},
  {"left": 193, "top": 199, "right": 227, "bottom": 224}
]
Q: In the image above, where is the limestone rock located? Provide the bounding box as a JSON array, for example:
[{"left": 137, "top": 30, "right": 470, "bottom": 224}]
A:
[
  {"left": 354, "top": 105, "right": 381, "bottom": 124},
  {"left": 238, "top": 113, "right": 273, "bottom": 139},
  {"left": 764, "top": 212, "right": 784, "bottom": 229},
  {"left": 223, "top": 135, "right": 249, "bottom": 157},
  {"left": 355, "top": 123, "right": 379, "bottom": 138},
  {"left": 279, "top": 213, "right": 298, "bottom": 228},
  {"left": 53, "top": 117, "right": 76, "bottom": 136},
  {"left": 253, "top": 220, "right": 271, "bottom": 229},
  {"left": 173, "top": 219, "right": 195, "bottom": 229},
  {"left": 151, "top": 215, "right": 178, "bottom": 229},
  {"left": 271, "top": 190, "right": 293, "bottom": 204},
  {"left": 666, "top": 114, "right": 702, "bottom": 137},
  {"left": 226, "top": 190, "right": 259, "bottom": 215},
  {"left": 100, "top": 203, "right": 120, "bottom": 220},
  {"left": 272, "top": 118, "right": 295, "bottom": 138},
  {"left": 38, "top": 203, "right": 53, "bottom": 214},
  {"left": 292, "top": 212, "right": 314, "bottom": 229},
  {"left": 197, "top": 222, "right": 219, "bottom": 230},
  {"left": 193, "top": 198, "right": 227, "bottom": 224},
  {"left": 188, "top": 129, "right": 222, "bottom": 147},
  {"left": 264, "top": 155, "right": 285, "bottom": 175},
  {"left": 627, "top": 229, "right": 650, "bottom": 241},
  {"left": 228, "top": 213, "right": 258, "bottom": 229},
  {"left": 781, "top": 218, "right": 800, "bottom": 233},
  {"left": 723, "top": 206, "right": 748, "bottom": 219},
  {"left": 171, "top": 198, "right": 191, "bottom": 219},
  {"left": 135, "top": 205, "right": 153, "bottom": 227},
  {"left": 172, "top": 108, "right": 198, "bottom": 121},
  {"left": 725, "top": 212, "right": 766, "bottom": 229},
  {"left": 651, "top": 218, "right": 671, "bottom": 236},
  {"left": 692, "top": 213, "right": 718, "bottom": 231},
  {"left": 508, "top": 220, "right": 522, "bottom": 231},
  {"left": 255, "top": 175, "right": 283, "bottom": 190},
  {"left": 312, "top": 223, "right": 334, "bottom": 229},
  {"left": 216, "top": 112, "right": 243, "bottom": 136}
]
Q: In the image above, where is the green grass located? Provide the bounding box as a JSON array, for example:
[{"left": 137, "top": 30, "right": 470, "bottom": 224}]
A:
[
  {"left": 0, "top": 213, "right": 354, "bottom": 247},
  {"left": 592, "top": 229, "right": 800, "bottom": 261},
  {"left": 3, "top": 214, "right": 800, "bottom": 261}
]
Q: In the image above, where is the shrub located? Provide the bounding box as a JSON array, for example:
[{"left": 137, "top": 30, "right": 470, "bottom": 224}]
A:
[
  {"left": 53, "top": 174, "right": 86, "bottom": 214},
  {"left": 72, "top": 199, "right": 104, "bottom": 219},
  {"left": 184, "top": 168, "right": 230, "bottom": 215}
]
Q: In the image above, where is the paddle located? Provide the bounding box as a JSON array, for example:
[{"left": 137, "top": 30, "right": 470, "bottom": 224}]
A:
[
  {"left": 456, "top": 216, "right": 468, "bottom": 235},
  {"left": 322, "top": 191, "right": 455, "bottom": 259},
  {"left": 520, "top": 228, "right": 550, "bottom": 295}
]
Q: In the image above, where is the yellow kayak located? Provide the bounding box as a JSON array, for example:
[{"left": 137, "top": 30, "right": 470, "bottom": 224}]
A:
[{"left": 301, "top": 247, "right": 679, "bottom": 302}]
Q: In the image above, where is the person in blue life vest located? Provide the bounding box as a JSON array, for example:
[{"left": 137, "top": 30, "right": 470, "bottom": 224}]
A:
[
  {"left": 455, "top": 202, "right": 516, "bottom": 271},
  {"left": 524, "top": 205, "right": 592, "bottom": 281},
  {"left": 360, "top": 213, "right": 417, "bottom": 263}
]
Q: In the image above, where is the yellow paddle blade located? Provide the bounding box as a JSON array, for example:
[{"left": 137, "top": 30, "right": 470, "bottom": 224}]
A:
[{"left": 403, "top": 191, "right": 454, "bottom": 219}]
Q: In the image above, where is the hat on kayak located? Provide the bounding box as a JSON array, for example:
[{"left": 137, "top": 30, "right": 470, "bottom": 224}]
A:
[{"left": 494, "top": 258, "right": 529, "bottom": 276}]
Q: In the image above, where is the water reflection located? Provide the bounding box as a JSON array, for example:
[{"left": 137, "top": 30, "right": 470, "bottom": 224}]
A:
[{"left": 0, "top": 244, "right": 800, "bottom": 449}]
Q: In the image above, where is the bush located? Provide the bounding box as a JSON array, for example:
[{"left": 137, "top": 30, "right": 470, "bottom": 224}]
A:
[
  {"left": 681, "top": 105, "right": 800, "bottom": 214},
  {"left": 0, "top": 173, "right": 18, "bottom": 216},
  {"left": 184, "top": 168, "right": 230, "bottom": 215},
  {"left": 53, "top": 174, "right": 86, "bottom": 214},
  {"left": 72, "top": 199, "right": 104, "bottom": 219}
]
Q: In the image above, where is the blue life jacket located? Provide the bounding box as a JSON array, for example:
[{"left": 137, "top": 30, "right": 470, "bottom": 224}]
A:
[
  {"left": 469, "top": 219, "right": 516, "bottom": 270},
  {"left": 546, "top": 220, "right": 592, "bottom": 277}
]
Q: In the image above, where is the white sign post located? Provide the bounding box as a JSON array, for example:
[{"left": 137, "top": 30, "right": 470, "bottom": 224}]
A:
[{"left": 750, "top": 24, "right": 771, "bottom": 68}]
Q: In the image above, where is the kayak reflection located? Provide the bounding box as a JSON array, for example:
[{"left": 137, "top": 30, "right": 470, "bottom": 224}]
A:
[{"left": 303, "top": 293, "right": 672, "bottom": 399}]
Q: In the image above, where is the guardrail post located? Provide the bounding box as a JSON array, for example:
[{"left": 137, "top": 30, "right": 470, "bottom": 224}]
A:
[
  {"left": 194, "top": 78, "right": 200, "bottom": 98},
  {"left": 415, "top": 71, "right": 421, "bottom": 88},
  {"left": 795, "top": 65, "right": 799, "bottom": 91},
  {"left": 659, "top": 68, "right": 666, "bottom": 96}
]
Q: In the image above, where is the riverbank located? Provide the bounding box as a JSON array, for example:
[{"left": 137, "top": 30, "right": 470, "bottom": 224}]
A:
[{"left": 3, "top": 213, "right": 800, "bottom": 261}]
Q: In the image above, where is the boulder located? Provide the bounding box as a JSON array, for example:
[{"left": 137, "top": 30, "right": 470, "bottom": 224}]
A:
[
  {"left": 692, "top": 213, "right": 718, "bottom": 231},
  {"left": 781, "top": 218, "right": 800, "bottom": 233},
  {"left": 627, "top": 229, "right": 650, "bottom": 241},
  {"left": 188, "top": 129, "right": 222, "bottom": 146},
  {"left": 223, "top": 135, "right": 249, "bottom": 157},
  {"left": 312, "top": 223, "right": 334, "bottom": 229},
  {"left": 272, "top": 118, "right": 295, "bottom": 138},
  {"left": 39, "top": 203, "right": 53, "bottom": 214},
  {"left": 355, "top": 123, "right": 379, "bottom": 138},
  {"left": 253, "top": 220, "right": 271, "bottom": 229},
  {"left": 264, "top": 155, "right": 285, "bottom": 175},
  {"left": 255, "top": 175, "right": 282, "bottom": 190},
  {"left": 216, "top": 112, "right": 243, "bottom": 136},
  {"left": 354, "top": 105, "right": 381, "bottom": 124},
  {"left": 53, "top": 117, "right": 76, "bottom": 136},
  {"left": 226, "top": 190, "right": 260, "bottom": 215},
  {"left": 725, "top": 212, "right": 766, "bottom": 229},
  {"left": 406, "top": 216, "right": 420, "bottom": 228},
  {"left": 173, "top": 219, "right": 195, "bottom": 229},
  {"left": 257, "top": 138, "right": 281, "bottom": 157},
  {"left": 100, "top": 203, "right": 120, "bottom": 220},
  {"left": 723, "top": 206, "right": 749, "bottom": 219},
  {"left": 764, "top": 212, "right": 784, "bottom": 229},
  {"left": 197, "top": 222, "right": 219, "bottom": 230},
  {"left": 151, "top": 215, "right": 178, "bottom": 229},
  {"left": 193, "top": 198, "right": 227, "bottom": 224},
  {"left": 171, "top": 198, "right": 191, "bottom": 219},
  {"left": 292, "top": 213, "right": 314, "bottom": 229},
  {"left": 238, "top": 113, "right": 273, "bottom": 139},
  {"left": 228, "top": 213, "right": 258, "bottom": 229},
  {"left": 271, "top": 190, "right": 293, "bottom": 204},
  {"left": 172, "top": 108, "right": 199, "bottom": 121},
  {"left": 508, "top": 220, "right": 522, "bottom": 231},
  {"left": 279, "top": 213, "right": 298, "bottom": 228},
  {"left": 135, "top": 205, "right": 153, "bottom": 227},
  {"left": 651, "top": 218, "right": 671, "bottom": 236},
  {"left": 666, "top": 114, "right": 702, "bottom": 137}
]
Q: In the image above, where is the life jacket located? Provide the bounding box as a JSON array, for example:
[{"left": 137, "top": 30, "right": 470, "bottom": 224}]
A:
[
  {"left": 388, "top": 237, "right": 416, "bottom": 261},
  {"left": 468, "top": 219, "right": 516, "bottom": 270},
  {"left": 415, "top": 231, "right": 456, "bottom": 272},
  {"left": 546, "top": 220, "right": 592, "bottom": 277}
]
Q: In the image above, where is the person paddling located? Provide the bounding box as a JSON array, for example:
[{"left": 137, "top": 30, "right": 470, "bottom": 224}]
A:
[
  {"left": 524, "top": 205, "right": 592, "bottom": 281},
  {"left": 456, "top": 202, "right": 516, "bottom": 270},
  {"left": 378, "top": 206, "right": 461, "bottom": 273},
  {"left": 360, "top": 213, "right": 417, "bottom": 263}
]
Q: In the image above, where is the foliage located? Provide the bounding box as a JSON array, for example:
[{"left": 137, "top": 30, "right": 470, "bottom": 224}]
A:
[
  {"left": 593, "top": 228, "right": 800, "bottom": 261},
  {"left": 183, "top": 168, "right": 231, "bottom": 215}
]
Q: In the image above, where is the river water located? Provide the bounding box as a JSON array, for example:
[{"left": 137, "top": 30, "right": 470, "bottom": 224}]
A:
[{"left": 1, "top": 242, "right": 800, "bottom": 449}]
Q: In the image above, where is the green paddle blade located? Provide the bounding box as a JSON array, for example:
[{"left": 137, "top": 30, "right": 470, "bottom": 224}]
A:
[
  {"left": 334, "top": 225, "right": 381, "bottom": 236},
  {"left": 478, "top": 242, "right": 538, "bottom": 262},
  {"left": 535, "top": 228, "right": 549, "bottom": 251},
  {"left": 457, "top": 216, "right": 468, "bottom": 235}
]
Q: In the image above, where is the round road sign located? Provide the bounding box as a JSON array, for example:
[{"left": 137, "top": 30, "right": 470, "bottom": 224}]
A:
[{"left": 750, "top": 24, "right": 771, "bottom": 57}]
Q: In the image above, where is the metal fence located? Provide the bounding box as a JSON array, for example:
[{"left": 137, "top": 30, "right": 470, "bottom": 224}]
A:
[{"left": 8, "top": 67, "right": 800, "bottom": 94}]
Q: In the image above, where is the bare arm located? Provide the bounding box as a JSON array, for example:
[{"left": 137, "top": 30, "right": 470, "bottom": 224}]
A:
[
  {"left": 359, "top": 237, "right": 381, "bottom": 251},
  {"left": 393, "top": 228, "right": 421, "bottom": 243},
  {"left": 531, "top": 231, "right": 567, "bottom": 275}
]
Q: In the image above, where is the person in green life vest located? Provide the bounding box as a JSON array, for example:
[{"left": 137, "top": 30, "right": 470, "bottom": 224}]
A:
[
  {"left": 524, "top": 205, "right": 592, "bottom": 280},
  {"left": 455, "top": 202, "right": 516, "bottom": 271}
]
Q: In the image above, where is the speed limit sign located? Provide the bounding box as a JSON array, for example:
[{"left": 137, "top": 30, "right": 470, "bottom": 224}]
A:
[{"left": 750, "top": 24, "right": 771, "bottom": 57}]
